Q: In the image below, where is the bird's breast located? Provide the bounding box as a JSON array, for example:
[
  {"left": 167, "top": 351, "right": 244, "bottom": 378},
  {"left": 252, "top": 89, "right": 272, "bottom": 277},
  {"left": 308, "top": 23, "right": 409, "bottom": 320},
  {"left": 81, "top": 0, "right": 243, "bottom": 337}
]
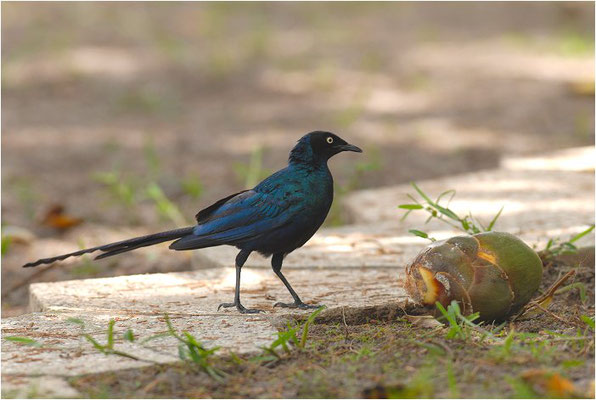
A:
[
  {"left": 247, "top": 166, "right": 334, "bottom": 255},
  {"left": 288, "top": 171, "right": 334, "bottom": 229},
  {"left": 292, "top": 170, "right": 333, "bottom": 209}
]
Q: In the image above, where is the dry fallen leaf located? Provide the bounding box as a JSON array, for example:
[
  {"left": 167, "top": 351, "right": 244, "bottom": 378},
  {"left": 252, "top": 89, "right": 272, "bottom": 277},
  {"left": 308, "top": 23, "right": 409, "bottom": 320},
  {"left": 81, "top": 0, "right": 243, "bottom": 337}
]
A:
[
  {"left": 41, "top": 204, "right": 83, "bottom": 230},
  {"left": 521, "top": 369, "right": 576, "bottom": 398}
]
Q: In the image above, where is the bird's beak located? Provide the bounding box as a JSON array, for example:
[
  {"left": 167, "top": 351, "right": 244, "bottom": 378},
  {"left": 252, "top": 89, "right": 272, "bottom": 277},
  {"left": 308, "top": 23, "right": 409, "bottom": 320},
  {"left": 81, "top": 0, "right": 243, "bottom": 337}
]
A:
[{"left": 338, "top": 143, "right": 363, "bottom": 153}]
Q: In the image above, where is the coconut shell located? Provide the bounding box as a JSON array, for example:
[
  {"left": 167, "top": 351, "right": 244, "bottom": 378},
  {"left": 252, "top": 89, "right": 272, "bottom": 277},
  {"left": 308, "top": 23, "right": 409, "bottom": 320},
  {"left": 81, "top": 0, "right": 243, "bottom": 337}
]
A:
[{"left": 404, "top": 232, "right": 543, "bottom": 322}]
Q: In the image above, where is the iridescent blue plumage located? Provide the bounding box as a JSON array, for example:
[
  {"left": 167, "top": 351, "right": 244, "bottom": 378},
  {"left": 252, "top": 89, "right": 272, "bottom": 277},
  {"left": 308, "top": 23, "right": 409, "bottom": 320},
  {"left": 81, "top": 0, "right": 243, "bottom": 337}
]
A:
[
  {"left": 170, "top": 136, "right": 334, "bottom": 256},
  {"left": 23, "top": 131, "right": 362, "bottom": 313}
]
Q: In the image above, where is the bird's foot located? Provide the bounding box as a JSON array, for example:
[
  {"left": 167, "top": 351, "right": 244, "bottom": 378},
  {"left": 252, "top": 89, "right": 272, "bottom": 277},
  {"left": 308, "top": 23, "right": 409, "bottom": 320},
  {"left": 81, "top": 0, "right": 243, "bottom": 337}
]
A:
[
  {"left": 217, "top": 302, "right": 264, "bottom": 314},
  {"left": 273, "top": 301, "right": 323, "bottom": 310}
]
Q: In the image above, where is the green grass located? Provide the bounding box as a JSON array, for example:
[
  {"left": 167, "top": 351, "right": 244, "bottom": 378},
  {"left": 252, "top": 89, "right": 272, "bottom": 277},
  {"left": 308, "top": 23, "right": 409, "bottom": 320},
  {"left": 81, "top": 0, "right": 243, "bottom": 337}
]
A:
[
  {"left": 399, "top": 182, "right": 504, "bottom": 240},
  {"left": 1, "top": 233, "right": 12, "bottom": 256},
  {"left": 65, "top": 318, "right": 143, "bottom": 361},
  {"left": 145, "top": 182, "right": 188, "bottom": 226},
  {"left": 505, "top": 376, "right": 539, "bottom": 398},
  {"left": 180, "top": 175, "right": 204, "bottom": 200},
  {"left": 503, "top": 30, "right": 594, "bottom": 57},
  {"left": 435, "top": 300, "right": 486, "bottom": 341},
  {"left": 555, "top": 29, "right": 595, "bottom": 56},
  {"left": 143, "top": 136, "right": 161, "bottom": 179},
  {"left": 446, "top": 360, "right": 459, "bottom": 398},
  {"left": 92, "top": 170, "right": 137, "bottom": 209},
  {"left": 65, "top": 305, "right": 595, "bottom": 398},
  {"left": 65, "top": 315, "right": 225, "bottom": 380},
  {"left": 162, "top": 314, "right": 225, "bottom": 381},
  {"left": 540, "top": 224, "right": 595, "bottom": 262},
  {"left": 581, "top": 315, "right": 594, "bottom": 330},
  {"left": 4, "top": 336, "right": 43, "bottom": 347},
  {"left": 556, "top": 282, "right": 588, "bottom": 303},
  {"left": 259, "top": 307, "right": 325, "bottom": 360},
  {"left": 94, "top": 136, "right": 197, "bottom": 226},
  {"left": 233, "top": 146, "right": 272, "bottom": 189}
]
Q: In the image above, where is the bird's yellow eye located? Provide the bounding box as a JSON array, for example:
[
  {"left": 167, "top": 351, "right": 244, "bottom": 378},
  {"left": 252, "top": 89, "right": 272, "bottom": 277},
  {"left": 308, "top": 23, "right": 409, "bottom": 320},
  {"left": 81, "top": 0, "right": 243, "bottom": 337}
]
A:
[{"left": 326, "top": 137, "right": 333, "bottom": 144}]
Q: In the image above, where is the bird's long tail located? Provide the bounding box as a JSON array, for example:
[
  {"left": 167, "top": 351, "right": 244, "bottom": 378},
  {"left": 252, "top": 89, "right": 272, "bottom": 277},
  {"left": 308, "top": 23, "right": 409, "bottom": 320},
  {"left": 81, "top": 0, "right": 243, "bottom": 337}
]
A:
[{"left": 22, "top": 226, "right": 194, "bottom": 268}]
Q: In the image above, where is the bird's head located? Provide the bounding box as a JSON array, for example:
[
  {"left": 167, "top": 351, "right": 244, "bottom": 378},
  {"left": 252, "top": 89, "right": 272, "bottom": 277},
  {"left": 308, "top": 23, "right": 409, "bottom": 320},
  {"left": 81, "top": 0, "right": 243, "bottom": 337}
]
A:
[{"left": 289, "top": 131, "right": 362, "bottom": 165}]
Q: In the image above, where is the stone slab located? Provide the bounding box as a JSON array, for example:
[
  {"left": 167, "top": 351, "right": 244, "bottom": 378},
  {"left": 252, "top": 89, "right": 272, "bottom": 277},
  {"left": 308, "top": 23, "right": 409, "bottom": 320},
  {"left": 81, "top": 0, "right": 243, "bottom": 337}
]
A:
[
  {"left": 501, "top": 146, "right": 594, "bottom": 172},
  {"left": 342, "top": 167, "right": 594, "bottom": 249},
  {"left": 3, "top": 267, "right": 405, "bottom": 381},
  {"left": 28, "top": 268, "right": 405, "bottom": 315}
]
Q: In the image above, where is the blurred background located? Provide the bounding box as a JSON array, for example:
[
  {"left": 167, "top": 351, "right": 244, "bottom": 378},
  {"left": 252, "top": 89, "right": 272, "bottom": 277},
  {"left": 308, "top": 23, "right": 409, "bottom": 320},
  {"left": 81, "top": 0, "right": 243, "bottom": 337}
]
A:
[{"left": 2, "top": 2, "right": 594, "bottom": 315}]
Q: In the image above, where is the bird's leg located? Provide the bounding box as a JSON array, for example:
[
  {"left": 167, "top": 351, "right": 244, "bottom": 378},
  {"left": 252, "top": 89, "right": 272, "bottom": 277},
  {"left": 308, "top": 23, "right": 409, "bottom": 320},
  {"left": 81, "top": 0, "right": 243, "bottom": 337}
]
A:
[
  {"left": 217, "top": 250, "right": 263, "bottom": 314},
  {"left": 271, "top": 253, "right": 322, "bottom": 309}
]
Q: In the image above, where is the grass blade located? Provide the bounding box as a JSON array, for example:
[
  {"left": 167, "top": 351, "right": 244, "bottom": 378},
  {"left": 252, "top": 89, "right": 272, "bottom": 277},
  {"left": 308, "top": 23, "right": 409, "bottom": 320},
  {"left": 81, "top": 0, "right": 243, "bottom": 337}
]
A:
[
  {"left": 436, "top": 189, "right": 456, "bottom": 205},
  {"left": 409, "top": 229, "right": 435, "bottom": 241},
  {"left": 1, "top": 235, "right": 12, "bottom": 255},
  {"left": 300, "top": 306, "right": 325, "bottom": 348},
  {"left": 400, "top": 209, "right": 413, "bottom": 221},
  {"left": 83, "top": 334, "right": 106, "bottom": 353},
  {"left": 140, "top": 332, "right": 171, "bottom": 344},
  {"left": 580, "top": 315, "right": 594, "bottom": 330},
  {"left": 409, "top": 229, "right": 429, "bottom": 239},
  {"left": 124, "top": 329, "right": 135, "bottom": 342},
  {"left": 487, "top": 206, "right": 504, "bottom": 231},
  {"left": 434, "top": 204, "right": 460, "bottom": 221},
  {"left": 411, "top": 182, "right": 435, "bottom": 205},
  {"left": 163, "top": 314, "right": 185, "bottom": 342},
  {"left": 568, "top": 224, "right": 595, "bottom": 243},
  {"left": 447, "top": 361, "right": 459, "bottom": 398},
  {"left": 4, "top": 336, "right": 42, "bottom": 347},
  {"left": 398, "top": 204, "right": 424, "bottom": 210},
  {"left": 107, "top": 319, "right": 115, "bottom": 350},
  {"left": 66, "top": 317, "right": 85, "bottom": 326}
]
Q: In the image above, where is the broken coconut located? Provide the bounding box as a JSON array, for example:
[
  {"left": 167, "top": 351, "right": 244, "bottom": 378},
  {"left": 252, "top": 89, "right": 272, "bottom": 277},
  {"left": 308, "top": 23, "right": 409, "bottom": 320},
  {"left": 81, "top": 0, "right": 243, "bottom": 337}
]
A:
[{"left": 405, "top": 232, "right": 543, "bottom": 322}]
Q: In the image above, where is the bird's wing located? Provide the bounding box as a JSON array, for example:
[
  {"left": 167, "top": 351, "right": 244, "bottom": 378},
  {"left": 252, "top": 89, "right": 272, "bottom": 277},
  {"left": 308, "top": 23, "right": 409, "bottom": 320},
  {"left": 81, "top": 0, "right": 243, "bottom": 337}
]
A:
[
  {"left": 195, "top": 190, "right": 249, "bottom": 224},
  {"left": 171, "top": 189, "right": 302, "bottom": 250}
]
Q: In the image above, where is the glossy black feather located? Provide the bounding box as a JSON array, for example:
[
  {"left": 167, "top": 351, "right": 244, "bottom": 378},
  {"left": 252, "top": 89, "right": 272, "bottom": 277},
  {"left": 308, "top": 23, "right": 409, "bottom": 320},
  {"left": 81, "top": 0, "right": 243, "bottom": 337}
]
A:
[{"left": 22, "top": 131, "right": 361, "bottom": 269}]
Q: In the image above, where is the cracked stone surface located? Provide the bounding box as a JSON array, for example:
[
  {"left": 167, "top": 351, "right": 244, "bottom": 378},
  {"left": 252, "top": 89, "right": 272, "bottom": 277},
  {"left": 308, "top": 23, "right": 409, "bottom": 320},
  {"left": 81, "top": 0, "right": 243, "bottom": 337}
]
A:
[
  {"left": 2, "top": 267, "right": 406, "bottom": 397},
  {"left": 28, "top": 268, "right": 405, "bottom": 316}
]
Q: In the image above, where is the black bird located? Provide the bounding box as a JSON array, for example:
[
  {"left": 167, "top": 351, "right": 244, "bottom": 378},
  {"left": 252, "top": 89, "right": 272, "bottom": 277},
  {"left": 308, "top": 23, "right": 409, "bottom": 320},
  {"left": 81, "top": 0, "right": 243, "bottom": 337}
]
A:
[{"left": 23, "top": 131, "right": 362, "bottom": 313}]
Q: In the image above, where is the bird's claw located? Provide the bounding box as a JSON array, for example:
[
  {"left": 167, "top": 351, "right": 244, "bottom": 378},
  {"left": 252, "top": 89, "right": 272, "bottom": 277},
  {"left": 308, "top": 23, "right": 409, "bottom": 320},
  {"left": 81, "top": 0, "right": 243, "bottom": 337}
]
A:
[
  {"left": 217, "top": 302, "right": 264, "bottom": 314},
  {"left": 273, "top": 301, "right": 322, "bottom": 310}
]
